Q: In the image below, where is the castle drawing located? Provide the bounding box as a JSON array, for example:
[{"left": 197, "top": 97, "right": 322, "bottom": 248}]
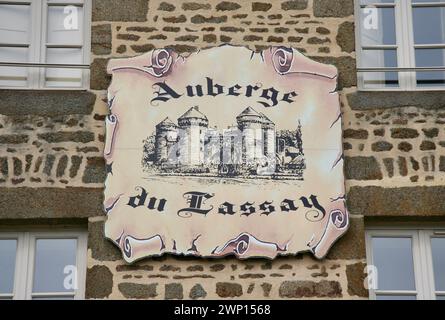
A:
[{"left": 142, "top": 106, "right": 306, "bottom": 179}]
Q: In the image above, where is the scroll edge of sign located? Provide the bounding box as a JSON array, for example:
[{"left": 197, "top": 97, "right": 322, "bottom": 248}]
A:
[{"left": 105, "top": 45, "right": 339, "bottom": 83}]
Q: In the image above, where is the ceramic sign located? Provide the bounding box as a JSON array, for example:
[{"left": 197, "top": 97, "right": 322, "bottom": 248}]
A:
[{"left": 104, "top": 45, "right": 349, "bottom": 263}]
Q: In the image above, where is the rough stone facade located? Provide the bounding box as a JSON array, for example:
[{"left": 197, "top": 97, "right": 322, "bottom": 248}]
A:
[{"left": 1, "top": 0, "right": 444, "bottom": 299}]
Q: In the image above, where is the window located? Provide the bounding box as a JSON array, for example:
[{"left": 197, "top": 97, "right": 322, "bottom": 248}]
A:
[
  {"left": 0, "top": 231, "right": 87, "bottom": 300},
  {"left": 355, "top": 0, "right": 445, "bottom": 90},
  {"left": 366, "top": 228, "right": 445, "bottom": 300},
  {"left": 0, "top": 0, "right": 91, "bottom": 89}
]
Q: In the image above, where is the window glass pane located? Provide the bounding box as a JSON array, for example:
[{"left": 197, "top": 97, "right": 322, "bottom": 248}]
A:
[
  {"left": 413, "top": 6, "right": 445, "bottom": 44},
  {"left": 33, "top": 239, "right": 77, "bottom": 293},
  {"left": 415, "top": 48, "right": 445, "bottom": 87},
  {"left": 45, "top": 48, "right": 83, "bottom": 87},
  {"left": 376, "top": 295, "right": 417, "bottom": 300},
  {"left": 437, "top": 296, "right": 445, "bottom": 300},
  {"left": 0, "top": 47, "right": 29, "bottom": 87},
  {"left": 362, "top": 49, "right": 398, "bottom": 68},
  {"left": 47, "top": 5, "right": 83, "bottom": 45},
  {"left": 431, "top": 238, "right": 445, "bottom": 291},
  {"left": 0, "top": 240, "right": 17, "bottom": 294},
  {"left": 32, "top": 296, "right": 74, "bottom": 300},
  {"left": 362, "top": 73, "right": 399, "bottom": 88},
  {"left": 372, "top": 237, "right": 416, "bottom": 291},
  {"left": 360, "top": 7, "right": 396, "bottom": 45},
  {"left": 0, "top": 4, "right": 31, "bottom": 44},
  {"left": 361, "top": 49, "right": 399, "bottom": 88}
]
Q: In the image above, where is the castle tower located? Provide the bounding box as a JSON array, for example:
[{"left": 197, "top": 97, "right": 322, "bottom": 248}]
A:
[
  {"left": 260, "top": 112, "right": 276, "bottom": 160},
  {"left": 236, "top": 107, "right": 264, "bottom": 165},
  {"left": 178, "top": 106, "right": 209, "bottom": 165},
  {"left": 154, "top": 117, "right": 178, "bottom": 164}
]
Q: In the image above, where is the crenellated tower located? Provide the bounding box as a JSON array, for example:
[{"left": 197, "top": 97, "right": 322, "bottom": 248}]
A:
[
  {"left": 177, "top": 106, "right": 209, "bottom": 165},
  {"left": 154, "top": 117, "right": 178, "bottom": 164},
  {"left": 236, "top": 107, "right": 266, "bottom": 165}
]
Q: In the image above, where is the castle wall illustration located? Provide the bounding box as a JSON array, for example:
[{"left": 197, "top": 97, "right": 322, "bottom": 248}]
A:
[{"left": 142, "top": 106, "right": 306, "bottom": 179}]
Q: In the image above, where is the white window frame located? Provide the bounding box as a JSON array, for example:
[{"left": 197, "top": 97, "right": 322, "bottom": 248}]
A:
[
  {"left": 0, "top": 230, "right": 87, "bottom": 300},
  {"left": 355, "top": 0, "right": 445, "bottom": 91},
  {"left": 366, "top": 227, "right": 445, "bottom": 300},
  {"left": 0, "top": 0, "right": 91, "bottom": 90}
]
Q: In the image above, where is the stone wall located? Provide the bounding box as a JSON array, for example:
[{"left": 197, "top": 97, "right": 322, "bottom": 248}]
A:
[
  {"left": 1, "top": 0, "right": 444, "bottom": 300},
  {"left": 0, "top": 91, "right": 105, "bottom": 188},
  {"left": 343, "top": 90, "right": 445, "bottom": 187}
]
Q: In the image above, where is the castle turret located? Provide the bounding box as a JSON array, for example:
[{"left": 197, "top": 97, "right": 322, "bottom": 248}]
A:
[
  {"left": 237, "top": 107, "right": 264, "bottom": 164},
  {"left": 178, "top": 106, "right": 209, "bottom": 128},
  {"left": 155, "top": 117, "right": 178, "bottom": 164},
  {"left": 178, "top": 106, "right": 208, "bottom": 165}
]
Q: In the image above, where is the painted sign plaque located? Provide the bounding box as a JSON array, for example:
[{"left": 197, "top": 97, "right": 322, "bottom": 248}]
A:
[{"left": 104, "top": 45, "right": 349, "bottom": 263}]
